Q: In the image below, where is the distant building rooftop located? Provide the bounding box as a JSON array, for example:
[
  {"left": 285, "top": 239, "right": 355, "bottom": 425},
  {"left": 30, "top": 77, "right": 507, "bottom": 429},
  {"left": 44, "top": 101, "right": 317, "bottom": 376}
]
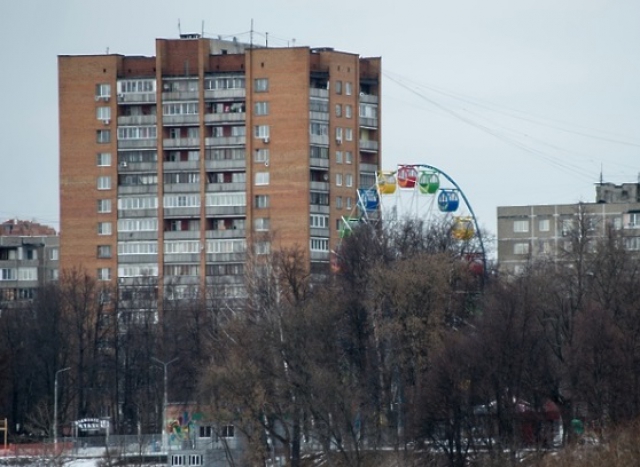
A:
[{"left": 0, "top": 219, "right": 57, "bottom": 237}]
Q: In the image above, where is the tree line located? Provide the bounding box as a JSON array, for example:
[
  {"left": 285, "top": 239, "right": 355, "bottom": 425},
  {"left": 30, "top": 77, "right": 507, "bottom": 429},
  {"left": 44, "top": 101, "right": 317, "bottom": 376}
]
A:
[{"left": 1, "top": 213, "right": 640, "bottom": 466}]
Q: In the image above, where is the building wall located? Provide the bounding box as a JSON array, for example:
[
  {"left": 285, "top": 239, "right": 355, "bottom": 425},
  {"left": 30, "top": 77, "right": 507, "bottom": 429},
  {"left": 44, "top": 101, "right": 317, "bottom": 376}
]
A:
[
  {"left": 58, "top": 37, "right": 381, "bottom": 306},
  {"left": 497, "top": 201, "right": 640, "bottom": 273}
]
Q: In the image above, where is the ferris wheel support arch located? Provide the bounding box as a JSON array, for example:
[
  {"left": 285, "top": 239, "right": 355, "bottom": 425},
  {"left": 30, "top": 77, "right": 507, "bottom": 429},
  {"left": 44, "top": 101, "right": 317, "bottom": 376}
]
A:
[{"left": 408, "top": 163, "right": 487, "bottom": 279}]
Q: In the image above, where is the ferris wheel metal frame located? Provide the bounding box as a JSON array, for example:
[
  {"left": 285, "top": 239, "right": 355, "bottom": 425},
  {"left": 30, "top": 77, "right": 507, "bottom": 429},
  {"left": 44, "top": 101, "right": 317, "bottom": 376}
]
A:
[{"left": 342, "top": 163, "right": 487, "bottom": 279}]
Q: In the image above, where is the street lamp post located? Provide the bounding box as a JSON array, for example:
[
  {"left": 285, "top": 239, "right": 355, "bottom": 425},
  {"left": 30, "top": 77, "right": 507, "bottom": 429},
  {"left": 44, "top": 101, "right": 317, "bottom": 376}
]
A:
[
  {"left": 152, "top": 357, "right": 178, "bottom": 452},
  {"left": 53, "top": 367, "right": 70, "bottom": 448}
]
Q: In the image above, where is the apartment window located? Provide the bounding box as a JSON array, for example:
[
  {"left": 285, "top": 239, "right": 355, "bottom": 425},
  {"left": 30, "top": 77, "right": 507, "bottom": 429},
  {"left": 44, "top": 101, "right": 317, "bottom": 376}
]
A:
[
  {"left": 626, "top": 237, "right": 640, "bottom": 251},
  {"left": 220, "top": 425, "right": 235, "bottom": 438},
  {"left": 0, "top": 268, "right": 16, "bottom": 281},
  {"left": 97, "top": 176, "right": 111, "bottom": 190},
  {"left": 345, "top": 128, "right": 353, "bottom": 141},
  {"left": 254, "top": 125, "right": 270, "bottom": 139},
  {"left": 96, "top": 106, "right": 111, "bottom": 121},
  {"left": 335, "top": 80, "right": 342, "bottom": 95},
  {"left": 97, "top": 130, "right": 111, "bottom": 143},
  {"left": 613, "top": 217, "right": 623, "bottom": 230},
  {"left": 118, "top": 242, "right": 158, "bottom": 255},
  {"left": 97, "top": 199, "right": 112, "bottom": 213},
  {"left": 346, "top": 197, "right": 352, "bottom": 209},
  {"left": 335, "top": 104, "right": 342, "bottom": 117},
  {"left": 254, "top": 217, "right": 270, "bottom": 231},
  {"left": 255, "top": 148, "right": 269, "bottom": 164},
  {"left": 514, "top": 242, "right": 530, "bottom": 255},
  {"left": 336, "top": 151, "right": 343, "bottom": 164},
  {"left": 335, "top": 127, "right": 343, "bottom": 142},
  {"left": 97, "top": 268, "right": 111, "bottom": 281},
  {"left": 171, "top": 455, "right": 185, "bottom": 467},
  {"left": 345, "top": 173, "right": 353, "bottom": 187},
  {"left": 255, "top": 195, "right": 269, "bottom": 208},
  {"left": 628, "top": 212, "right": 640, "bottom": 227},
  {"left": 189, "top": 455, "right": 203, "bottom": 466},
  {"left": 169, "top": 128, "right": 181, "bottom": 139},
  {"left": 310, "top": 238, "right": 329, "bottom": 252},
  {"left": 97, "top": 153, "right": 111, "bottom": 166},
  {"left": 513, "top": 219, "right": 529, "bottom": 233},
  {"left": 187, "top": 127, "right": 199, "bottom": 138},
  {"left": 98, "top": 222, "right": 112, "bottom": 235},
  {"left": 345, "top": 151, "right": 353, "bottom": 164},
  {"left": 49, "top": 248, "right": 59, "bottom": 261},
  {"left": 162, "top": 102, "right": 198, "bottom": 115},
  {"left": 97, "top": 245, "right": 112, "bottom": 258},
  {"left": 345, "top": 104, "right": 353, "bottom": 118},
  {"left": 255, "top": 172, "right": 270, "bottom": 186},
  {"left": 254, "top": 78, "right": 269, "bottom": 92},
  {"left": 539, "top": 219, "right": 550, "bottom": 232},
  {"left": 254, "top": 101, "right": 269, "bottom": 115},
  {"left": 336, "top": 196, "right": 343, "bottom": 209},
  {"left": 117, "top": 218, "right": 158, "bottom": 232},
  {"left": 254, "top": 242, "right": 271, "bottom": 255},
  {"left": 231, "top": 126, "right": 246, "bottom": 137},
  {"left": 334, "top": 173, "right": 342, "bottom": 186},
  {"left": 95, "top": 83, "right": 111, "bottom": 99},
  {"left": 345, "top": 81, "right": 353, "bottom": 95},
  {"left": 310, "top": 214, "right": 329, "bottom": 228}
]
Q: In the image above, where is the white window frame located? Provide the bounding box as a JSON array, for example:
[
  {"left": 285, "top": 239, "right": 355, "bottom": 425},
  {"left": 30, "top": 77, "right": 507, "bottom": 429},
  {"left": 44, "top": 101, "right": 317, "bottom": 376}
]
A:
[
  {"left": 538, "top": 218, "right": 550, "bottom": 232},
  {"left": 335, "top": 173, "right": 343, "bottom": 186},
  {"left": 96, "top": 106, "right": 111, "bottom": 121},
  {"left": 255, "top": 172, "right": 270, "bottom": 186},
  {"left": 98, "top": 222, "right": 112, "bottom": 236},
  {"left": 513, "top": 219, "right": 529, "bottom": 233},
  {"left": 97, "top": 153, "right": 112, "bottom": 167},
  {"left": 254, "top": 78, "right": 269, "bottom": 92},
  {"left": 97, "top": 268, "right": 111, "bottom": 281},
  {"left": 97, "top": 176, "right": 111, "bottom": 190},
  {"left": 97, "top": 199, "right": 112, "bottom": 213},
  {"left": 514, "top": 242, "right": 530, "bottom": 255}
]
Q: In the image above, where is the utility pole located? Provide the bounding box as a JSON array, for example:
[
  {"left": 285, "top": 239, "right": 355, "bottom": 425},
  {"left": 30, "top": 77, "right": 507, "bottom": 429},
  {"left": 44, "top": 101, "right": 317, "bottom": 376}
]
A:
[
  {"left": 53, "top": 367, "right": 70, "bottom": 448},
  {"left": 152, "top": 357, "right": 178, "bottom": 452}
]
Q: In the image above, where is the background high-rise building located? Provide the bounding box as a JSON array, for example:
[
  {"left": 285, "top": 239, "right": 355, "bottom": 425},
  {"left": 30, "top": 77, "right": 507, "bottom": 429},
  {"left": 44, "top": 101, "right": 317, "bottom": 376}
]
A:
[{"left": 58, "top": 35, "right": 381, "bottom": 315}]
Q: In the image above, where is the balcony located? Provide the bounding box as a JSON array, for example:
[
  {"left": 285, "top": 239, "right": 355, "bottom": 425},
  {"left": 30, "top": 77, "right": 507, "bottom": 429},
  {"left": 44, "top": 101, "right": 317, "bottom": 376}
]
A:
[
  {"left": 204, "top": 88, "right": 246, "bottom": 100},
  {"left": 117, "top": 115, "right": 157, "bottom": 126},
  {"left": 359, "top": 94, "right": 379, "bottom": 104},
  {"left": 310, "top": 135, "right": 328, "bottom": 146},
  {"left": 118, "top": 162, "right": 157, "bottom": 172},
  {"left": 162, "top": 114, "right": 200, "bottom": 126},
  {"left": 205, "top": 206, "right": 246, "bottom": 217},
  {"left": 309, "top": 88, "right": 329, "bottom": 99},
  {"left": 309, "top": 111, "right": 329, "bottom": 122},
  {"left": 163, "top": 231, "right": 202, "bottom": 240},
  {"left": 359, "top": 162, "right": 378, "bottom": 173},
  {"left": 204, "top": 112, "right": 246, "bottom": 124},
  {"left": 163, "top": 161, "right": 199, "bottom": 171},
  {"left": 310, "top": 250, "right": 330, "bottom": 261},
  {"left": 310, "top": 181, "right": 329, "bottom": 192},
  {"left": 162, "top": 91, "right": 198, "bottom": 101},
  {"left": 117, "top": 93, "right": 156, "bottom": 104},
  {"left": 164, "top": 207, "right": 201, "bottom": 218},
  {"left": 205, "top": 252, "right": 246, "bottom": 263},
  {"left": 163, "top": 183, "right": 201, "bottom": 193},
  {"left": 163, "top": 138, "right": 200, "bottom": 149},
  {"left": 310, "top": 205, "right": 330, "bottom": 214},
  {"left": 204, "top": 159, "right": 246, "bottom": 171},
  {"left": 205, "top": 229, "right": 247, "bottom": 239},
  {"left": 310, "top": 157, "right": 329, "bottom": 169},
  {"left": 118, "top": 185, "right": 158, "bottom": 195},
  {"left": 118, "top": 231, "right": 158, "bottom": 242},
  {"left": 118, "top": 139, "right": 157, "bottom": 150},
  {"left": 205, "top": 136, "right": 246, "bottom": 147},
  {"left": 206, "top": 182, "right": 246, "bottom": 193},
  {"left": 359, "top": 117, "right": 378, "bottom": 129},
  {"left": 359, "top": 140, "right": 379, "bottom": 152},
  {"left": 164, "top": 253, "right": 201, "bottom": 263}
]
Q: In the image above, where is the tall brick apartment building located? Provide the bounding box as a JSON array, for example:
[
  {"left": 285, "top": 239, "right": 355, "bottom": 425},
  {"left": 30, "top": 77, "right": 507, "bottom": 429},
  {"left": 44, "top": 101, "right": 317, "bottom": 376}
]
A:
[{"left": 58, "top": 35, "right": 381, "bottom": 317}]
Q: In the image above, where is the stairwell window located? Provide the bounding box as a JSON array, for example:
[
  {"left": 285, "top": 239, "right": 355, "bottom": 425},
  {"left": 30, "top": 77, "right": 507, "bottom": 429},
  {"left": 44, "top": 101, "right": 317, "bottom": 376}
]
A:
[
  {"left": 96, "top": 130, "right": 111, "bottom": 143},
  {"left": 97, "top": 153, "right": 111, "bottom": 166},
  {"left": 254, "top": 101, "right": 269, "bottom": 115},
  {"left": 254, "top": 125, "right": 270, "bottom": 139},
  {"left": 254, "top": 78, "right": 269, "bottom": 92},
  {"left": 255, "top": 172, "right": 270, "bottom": 186},
  {"left": 255, "top": 195, "right": 269, "bottom": 209},
  {"left": 96, "top": 106, "right": 111, "bottom": 121},
  {"left": 97, "top": 176, "right": 111, "bottom": 190},
  {"left": 97, "top": 199, "right": 112, "bottom": 213},
  {"left": 97, "top": 222, "right": 112, "bottom": 236},
  {"left": 97, "top": 268, "right": 111, "bottom": 281}
]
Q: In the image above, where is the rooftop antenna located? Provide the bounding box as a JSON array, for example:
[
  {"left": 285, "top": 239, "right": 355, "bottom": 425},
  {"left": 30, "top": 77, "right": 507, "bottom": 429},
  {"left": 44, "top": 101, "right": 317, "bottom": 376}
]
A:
[
  {"left": 106, "top": 47, "right": 109, "bottom": 54},
  {"left": 250, "top": 19, "right": 254, "bottom": 48},
  {"left": 201, "top": 20, "right": 204, "bottom": 37},
  {"left": 599, "top": 163, "right": 603, "bottom": 184},
  {"left": 266, "top": 32, "right": 268, "bottom": 47},
  {"left": 178, "top": 19, "right": 182, "bottom": 36}
]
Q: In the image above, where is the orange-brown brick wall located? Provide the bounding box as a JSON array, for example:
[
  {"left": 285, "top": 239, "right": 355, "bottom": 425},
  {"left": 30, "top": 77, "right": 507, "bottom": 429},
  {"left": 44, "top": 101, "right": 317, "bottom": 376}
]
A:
[{"left": 59, "top": 55, "right": 119, "bottom": 279}]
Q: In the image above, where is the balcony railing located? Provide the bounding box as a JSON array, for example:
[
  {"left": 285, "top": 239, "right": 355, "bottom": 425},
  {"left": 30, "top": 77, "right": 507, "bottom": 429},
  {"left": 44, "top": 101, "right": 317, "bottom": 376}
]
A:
[
  {"left": 117, "top": 115, "right": 157, "bottom": 126},
  {"left": 204, "top": 88, "right": 246, "bottom": 100},
  {"left": 359, "top": 94, "right": 379, "bottom": 104},
  {"left": 359, "top": 140, "right": 379, "bottom": 152},
  {"left": 162, "top": 114, "right": 200, "bottom": 126},
  {"left": 359, "top": 117, "right": 378, "bottom": 128},
  {"left": 204, "top": 112, "right": 246, "bottom": 124},
  {"left": 117, "top": 93, "right": 156, "bottom": 104},
  {"left": 205, "top": 136, "right": 246, "bottom": 146},
  {"left": 162, "top": 91, "right": 198, "bottom": 101},
  {"left": 163, "top": 138, "right": 200, "bottom": 149},
  {"left": 118, "top": 139, "right": 157, "bottom": 150},
  {"left": 309, "top": 88, "right": 329, "bottom": 98}
]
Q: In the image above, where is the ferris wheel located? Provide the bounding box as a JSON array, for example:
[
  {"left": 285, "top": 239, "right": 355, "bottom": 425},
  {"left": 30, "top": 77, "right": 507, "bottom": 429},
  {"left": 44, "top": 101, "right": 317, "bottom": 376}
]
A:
[{"left": 339, "top": 163, "right": 487, "bottom": 276}]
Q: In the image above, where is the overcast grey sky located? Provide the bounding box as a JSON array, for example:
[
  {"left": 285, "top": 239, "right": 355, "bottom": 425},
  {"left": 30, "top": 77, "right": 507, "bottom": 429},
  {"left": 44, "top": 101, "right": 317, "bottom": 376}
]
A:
[{"left": 1, "top": 0, "right": 639, "bottom": 239}]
